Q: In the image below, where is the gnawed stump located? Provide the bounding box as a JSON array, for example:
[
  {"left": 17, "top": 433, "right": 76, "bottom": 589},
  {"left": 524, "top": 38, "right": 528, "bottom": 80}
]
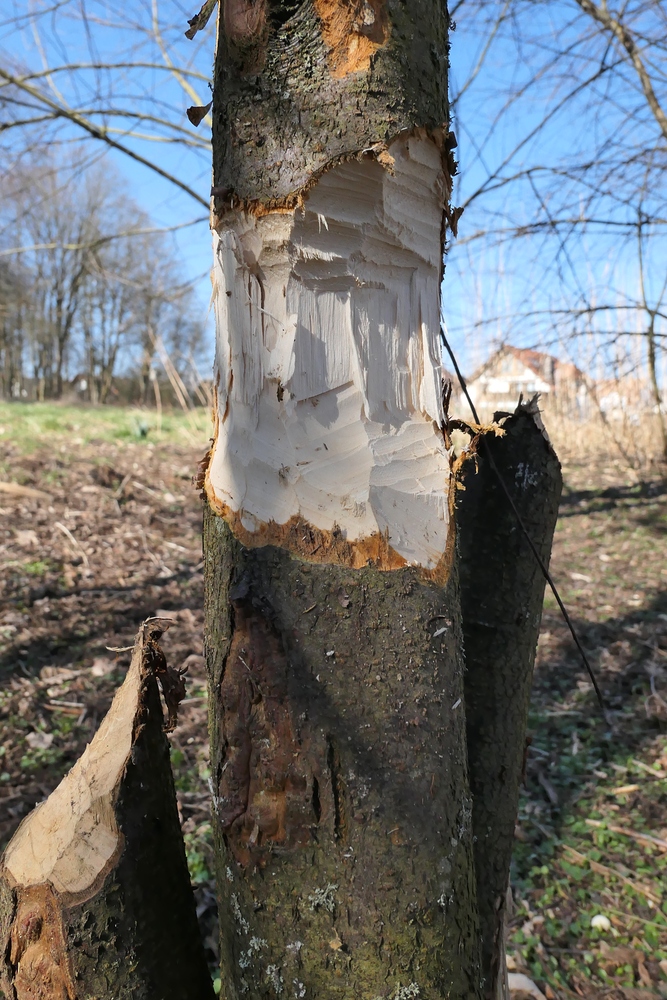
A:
[{"left": 0, "top": 619, "right": 214, "bottom": 1000}]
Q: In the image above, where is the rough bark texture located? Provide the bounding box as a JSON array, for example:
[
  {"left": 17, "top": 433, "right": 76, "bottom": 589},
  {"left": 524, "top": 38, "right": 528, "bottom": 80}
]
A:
[
  {"left": 212, "top": 0, "right": 451, "bottom": 210},
  {"left": 204, "top": 508, "right": 482, "bottom": 1000},
  {"left": 456, "top": 403, "right": 562, "bottom": 1000},
  {"left": 0, "top": 622, "right": 214, "bottom": 1000}
]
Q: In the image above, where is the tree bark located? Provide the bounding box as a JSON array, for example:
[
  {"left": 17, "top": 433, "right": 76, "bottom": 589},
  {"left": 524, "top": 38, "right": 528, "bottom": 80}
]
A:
[
  {"left": 456, "top": 400, "right": 562, "bottom": 1000},
  {"left": 0, "top": 620, "right": 214, "bottom": 1000},
  {"left": 204, "top": 510, "right": 481, "bottom": 999},
  {"left": 212, "top": 0, "right": 451, "bottom": 211}
]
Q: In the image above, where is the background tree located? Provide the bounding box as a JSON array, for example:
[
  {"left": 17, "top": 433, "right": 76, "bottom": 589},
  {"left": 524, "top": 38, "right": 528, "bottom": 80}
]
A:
[
  {"left": 0, "top": 153, "right": 207, "bottom": 401},
  {"left": 3, "top": 1, "right": 665, "bottom": 435},
  {"left": 0, "top": 1, "right": 213, "bottom": 209},
  {"left": 447, "top": 0, "right": 667, "bottom": 458},
  {"left": 0, "top": 0, "right": 215, "bottom": 403}
]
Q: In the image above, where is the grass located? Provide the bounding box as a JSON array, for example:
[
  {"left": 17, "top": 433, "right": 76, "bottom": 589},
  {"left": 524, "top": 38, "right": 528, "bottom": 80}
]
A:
[
  {"left": 505, "top": 458, "right": 667, "bottom": 997},
  {"left": 0, "top": 400, "right": 212, "bottom": 455},
  {"left": 509, "top": 703, "right": 667, "bottom": 995},
  {"left": 545, "top": 410, "right": 666, "bottom": 473}
]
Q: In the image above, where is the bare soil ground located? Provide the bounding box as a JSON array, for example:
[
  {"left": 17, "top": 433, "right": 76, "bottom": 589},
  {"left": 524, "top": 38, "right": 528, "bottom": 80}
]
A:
[
  {"left": 1, "top": 405, "right": 666, "bottom": 998},
  {"left": 510, "top": 459, "right": 667, "bottom": 1000}
]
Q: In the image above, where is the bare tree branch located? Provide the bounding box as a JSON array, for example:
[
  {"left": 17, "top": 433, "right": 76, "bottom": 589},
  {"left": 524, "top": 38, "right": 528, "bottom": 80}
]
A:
[
  {"left": 576, "top": 0, "right": 667, "bottom": 141},
  {"left": 0, "top": 65, "right": 209, "bottom": 207}
]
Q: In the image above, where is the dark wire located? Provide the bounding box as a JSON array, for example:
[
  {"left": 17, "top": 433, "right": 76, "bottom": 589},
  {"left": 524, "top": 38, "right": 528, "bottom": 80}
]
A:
[{"left": 440, "top": 326, "right": 610, "bottom": 723}]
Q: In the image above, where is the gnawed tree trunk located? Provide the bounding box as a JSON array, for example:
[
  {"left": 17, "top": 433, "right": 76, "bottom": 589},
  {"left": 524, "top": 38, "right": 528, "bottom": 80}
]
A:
[
  {"left": 203, "top": 3, "right": 469, "bottom": 999},
  {"left": 457, "top": 401, "right": 562, "bottom": 1000},
  {"left": 201, "top": 3, "right": 561, "bottom": 999},
  {"left": 0, "top": 620, "right": 214, "bottom": 1000},
  {"left": 204, "top": 510, "right": 480, "bottom": 999}
]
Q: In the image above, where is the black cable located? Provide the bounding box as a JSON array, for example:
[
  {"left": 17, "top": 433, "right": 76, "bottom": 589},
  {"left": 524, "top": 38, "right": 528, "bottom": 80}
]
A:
[{"left": 440, "top": 325, "right": 610, "bottom": 723}]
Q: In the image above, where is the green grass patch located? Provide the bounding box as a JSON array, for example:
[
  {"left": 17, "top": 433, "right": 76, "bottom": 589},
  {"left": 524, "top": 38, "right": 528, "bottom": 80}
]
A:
[
  {"left": 22, "top": 560, "right": 51, "bottom": 577},
  {"left": 0, "top": 401, "right": 211, "bottom": 454}
]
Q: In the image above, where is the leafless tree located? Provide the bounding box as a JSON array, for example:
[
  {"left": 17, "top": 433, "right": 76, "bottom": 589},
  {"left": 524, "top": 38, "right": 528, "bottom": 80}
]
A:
[
  {"left": 447, "top": 0, "right": 667, "bottom": 457},
  {"left": 0, "top": 0, "right": 214, "bottom": 208},
  {"left": 0, "top": 152, "right": 205, "bottom": 401}
]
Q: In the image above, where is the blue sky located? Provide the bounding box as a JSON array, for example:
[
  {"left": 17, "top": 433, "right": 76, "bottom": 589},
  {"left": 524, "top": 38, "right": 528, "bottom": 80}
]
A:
[
  {"left": 446, "top": 1, "right": 667, "bottom": 378},
  {"left": 2, "top": 0, "right": 665, "bottom": 383}
]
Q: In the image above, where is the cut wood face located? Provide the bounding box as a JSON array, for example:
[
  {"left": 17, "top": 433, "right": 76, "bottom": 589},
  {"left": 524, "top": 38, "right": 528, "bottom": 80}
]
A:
[
  {"left": 3, "top": 650, "right": 141, "bottom": 900},
  {"left": 208, "top": 134, "right": 450, "bottom": 569}
]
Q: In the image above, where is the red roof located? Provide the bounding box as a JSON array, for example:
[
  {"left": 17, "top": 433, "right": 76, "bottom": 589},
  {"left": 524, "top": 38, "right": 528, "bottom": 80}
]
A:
[{"left": 469, "top": 345, "right": 585, "bottom": 386}]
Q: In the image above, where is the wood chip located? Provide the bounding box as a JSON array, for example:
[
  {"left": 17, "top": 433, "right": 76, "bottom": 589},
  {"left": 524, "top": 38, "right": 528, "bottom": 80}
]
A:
[
  {"left": 508, "top": 973, "right": 546, "bottom": 1000},
  {"left": 585, "top": 818, "right": 667, "bottom": 851},
  {"left": 631, "top": 758, "right": 664, "bottom": 778},
  {"left": 43, "top": 704, "right": 82, "bottom": 717},
  {"left": 0, "top": 481, "right": 52, "bottom": 500},
  {"left": 611, "top": 784, "right": 640, "bottom": 795},
  {"left": 328, "top": 930, "right": 343, "bottom": 950}
]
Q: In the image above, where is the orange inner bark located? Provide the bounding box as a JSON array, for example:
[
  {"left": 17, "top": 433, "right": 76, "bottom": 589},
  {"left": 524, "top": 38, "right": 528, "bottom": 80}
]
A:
[{"left": 313, "top": 0, "right": 389, "bottom": 77}]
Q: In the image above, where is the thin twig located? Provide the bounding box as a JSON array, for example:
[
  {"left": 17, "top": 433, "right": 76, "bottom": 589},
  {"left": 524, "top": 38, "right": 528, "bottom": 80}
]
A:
[
  {"left": 152, "top": 0, "right": 212, "bottom": 128},
  {"left": 585, "top": 818, "right": 667, "bottom": 852},
  {"left": 562, "top": 844, "right": 660, "bottom": 904},
  {"left": 54, "top": 521, "right": 90, "bottom": 569},
  {"left": 0, "top": 66, "right": 209, "bottom": 208},
  {"left": 0, "top": 481, "right": 51, "bottom": 500}
]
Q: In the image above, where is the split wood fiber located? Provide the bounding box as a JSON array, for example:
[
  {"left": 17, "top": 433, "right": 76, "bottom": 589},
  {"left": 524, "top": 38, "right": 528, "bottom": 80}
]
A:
[
  {"left": 457, "top": 401, "right": 562, "bottom": 1000},
  {"left": 208, "top": 0, "right": 457, "bottom": 574},
  {"left": 0, "top": 620, "right": 214, "bottom": 1000},
  {"left": 207, "top": 132, "right": 452, "bottom": 571}
]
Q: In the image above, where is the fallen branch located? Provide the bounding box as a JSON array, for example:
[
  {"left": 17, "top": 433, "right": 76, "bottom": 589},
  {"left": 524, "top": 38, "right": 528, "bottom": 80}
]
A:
[
  {"left": 54, "top": 521, "right": 90, "bottom": 569},
  {"left": 562, "top": 844, "right": 661, "bottom": 904}
]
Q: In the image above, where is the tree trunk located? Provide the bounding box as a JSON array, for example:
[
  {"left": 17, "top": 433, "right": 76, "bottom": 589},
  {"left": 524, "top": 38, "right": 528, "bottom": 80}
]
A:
[
  {"left": 204, "top": 510, "right": 480, "bottom": 999},
  {"left": 456, "top": 400, "right": 562, "bottom": 1000},
  {"left": 646, "top": 320, "right": 667, "bottom": 463},
  {"left": 202, "top": 3, "right": 509, "bottom": 998},
  {"left": 0, "top": 620, "right": 214, "bottom": 1000}
]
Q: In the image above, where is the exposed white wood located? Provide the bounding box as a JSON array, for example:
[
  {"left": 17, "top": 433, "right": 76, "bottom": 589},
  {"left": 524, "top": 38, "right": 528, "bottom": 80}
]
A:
[
  {"left": 4, "top": 647, "right": 142, "bottom": 897},
  {"left": 208, "top": 135, "right": 450, "bottom": 568}
]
